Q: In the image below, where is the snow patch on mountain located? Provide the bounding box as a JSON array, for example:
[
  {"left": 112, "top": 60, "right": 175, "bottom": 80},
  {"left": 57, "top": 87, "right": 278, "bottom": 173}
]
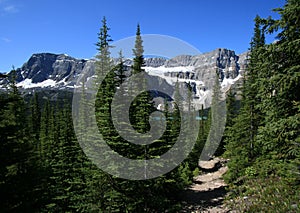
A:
[
  {"left": 145, "top": 66, "right": 197, "bottom": 84},
  {"left": 144, "top": 65, "right": 208, "bottom": 99},
  {"left": 17, "top": 79, "right": 56, "bottom": 89},
  {"left": 0, "top": 49, "right": 248, "bottom": 110},
  {"left": 221, "top": 74, "right": 242, "bottom": 93}
]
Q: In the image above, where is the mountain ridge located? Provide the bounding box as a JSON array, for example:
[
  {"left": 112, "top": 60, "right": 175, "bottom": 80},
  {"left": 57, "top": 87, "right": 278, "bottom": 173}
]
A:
[{"left": 0, "top": 48, "right": 248, "bottom": 108}]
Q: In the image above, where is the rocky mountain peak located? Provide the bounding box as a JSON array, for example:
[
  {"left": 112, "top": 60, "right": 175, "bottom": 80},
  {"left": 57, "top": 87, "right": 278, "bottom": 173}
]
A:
[
  {"left": 0, "top": 48, "right": 248, "bottom": 109},
  {"left": 12, "top": 53, "right": 88, "bottom": 87}
]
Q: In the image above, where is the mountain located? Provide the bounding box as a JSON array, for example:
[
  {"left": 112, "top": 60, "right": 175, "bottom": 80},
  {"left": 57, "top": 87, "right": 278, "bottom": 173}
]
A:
[{"left": 0, "top": 48, "right": 248, "bottom": 108}]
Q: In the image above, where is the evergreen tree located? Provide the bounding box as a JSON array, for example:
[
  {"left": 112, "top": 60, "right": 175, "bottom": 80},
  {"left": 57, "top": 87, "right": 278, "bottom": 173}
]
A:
[
  {"left": 204, "top": 69, "right": 226, "bottom": 159},
  {"left": 29, "top": 93, "right": 41, "bottom": 142},
  {"left": 225, "top": 89, "right": 236, "bottom": 128},
  {"left": 224, "top": 15, "right": 266, "bottom": 182},
  {"left": 115, "top": 50, "right": 127, "bottom": 87},
  {"left": 129, "top": 24, "right": 153, "bottom": 135},
  {"left": 39, "top": 99, "right": 50, "bottom": 161},
  {"left": 132, "top": 24, "right": 144, "bottom": 75},
  {"left": 92, "top": 24, "right": 193, "bottom": 212},
  {"left": 0, "top": 69, "right": 34, "bottom": 211},
  {"left": 92, "top": 16, "right": 118, "bottom": 211},
  {"left": 224, "top": 1, "right": 300, "bottom": 210},
  {"left": 95, "top": 16, "right": 114, "bottom": 117},
  {"left": 254, "top": 0, "right": 300, "bottom": 168}
]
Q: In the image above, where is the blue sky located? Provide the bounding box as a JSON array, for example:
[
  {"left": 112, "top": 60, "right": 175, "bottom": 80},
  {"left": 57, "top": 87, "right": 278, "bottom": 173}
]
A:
[{"left": 0, "top": 0, "right": 284, "bottom": 73}]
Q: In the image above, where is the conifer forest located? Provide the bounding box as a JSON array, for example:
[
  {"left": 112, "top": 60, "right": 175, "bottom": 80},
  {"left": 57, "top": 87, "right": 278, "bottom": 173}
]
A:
[{"left": 0, "top": 0, "right": 299, "bottom": 212}]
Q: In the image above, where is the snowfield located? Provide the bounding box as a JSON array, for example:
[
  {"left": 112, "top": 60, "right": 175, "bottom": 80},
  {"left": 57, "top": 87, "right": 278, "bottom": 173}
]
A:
[{"left": 17, "top": 79, "right": 57, "bottom": 89}]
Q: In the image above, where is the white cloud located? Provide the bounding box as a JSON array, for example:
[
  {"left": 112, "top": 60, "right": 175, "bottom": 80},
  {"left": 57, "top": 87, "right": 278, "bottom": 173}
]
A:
[
  {"left": 0, "top": 1, "right": 20, "bottom": 15},
  {"left": 3, "top": 5, "right": 18, "bottom": 13},
  {"left": 1, "top": 37, "right": 11, "bottom": 43}
]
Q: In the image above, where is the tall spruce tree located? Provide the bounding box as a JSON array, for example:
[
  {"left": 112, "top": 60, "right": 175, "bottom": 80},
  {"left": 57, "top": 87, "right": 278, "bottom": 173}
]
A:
[
  {"left": 224, "top": 1, "right": 300, "bottom": 211},
  {"left": 204, "top": 69, "right": 225, "bottom": 159},
  {"left": 132, "top": 24, "right": 144, "bottom": 75},
  {"left": 254, "top": 0, "right": 300, "bottom": 170},
  {"left": 92, "top": 16, "right": 117, "bottom": 211},
  {"left": 224, "top": 15, "right": 266, "bottom": 182}
]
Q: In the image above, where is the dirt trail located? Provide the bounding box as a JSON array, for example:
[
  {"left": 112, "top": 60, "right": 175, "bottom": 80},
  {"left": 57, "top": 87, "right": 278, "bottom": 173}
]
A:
[{"left": 180, "top": 158, "right": 230, "bottom": 212}]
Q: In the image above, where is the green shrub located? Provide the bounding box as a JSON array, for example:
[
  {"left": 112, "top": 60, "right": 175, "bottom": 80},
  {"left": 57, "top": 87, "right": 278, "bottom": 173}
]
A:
[{"left": 225, "top": 177, "right": 299, "bottom": 212}]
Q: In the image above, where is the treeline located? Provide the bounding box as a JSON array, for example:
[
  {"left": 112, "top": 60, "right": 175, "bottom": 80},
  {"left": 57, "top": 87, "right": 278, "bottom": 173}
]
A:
[
  {"left": 223, "top": 0, "right": 300, "bottom": 211},
  {"left": 0, "top": 19, "right": 213, "bottom": 212}
]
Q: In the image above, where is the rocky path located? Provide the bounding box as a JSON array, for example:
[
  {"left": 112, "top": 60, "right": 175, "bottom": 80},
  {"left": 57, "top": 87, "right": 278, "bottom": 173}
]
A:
[{"left": 180, "top": 158, "right": 230, "bottom": 212}]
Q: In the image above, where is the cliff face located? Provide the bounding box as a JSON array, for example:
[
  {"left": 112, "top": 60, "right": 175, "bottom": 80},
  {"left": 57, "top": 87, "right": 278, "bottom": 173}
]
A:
[
  {"left": 0, "top": 48, "right": 248, "bottom": 108},
  {"left": 160, "top": 48, "right": 244, "bottom": 89},
  {"left": 11, "top": 53, "right": 89, "bottom": 88}
]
